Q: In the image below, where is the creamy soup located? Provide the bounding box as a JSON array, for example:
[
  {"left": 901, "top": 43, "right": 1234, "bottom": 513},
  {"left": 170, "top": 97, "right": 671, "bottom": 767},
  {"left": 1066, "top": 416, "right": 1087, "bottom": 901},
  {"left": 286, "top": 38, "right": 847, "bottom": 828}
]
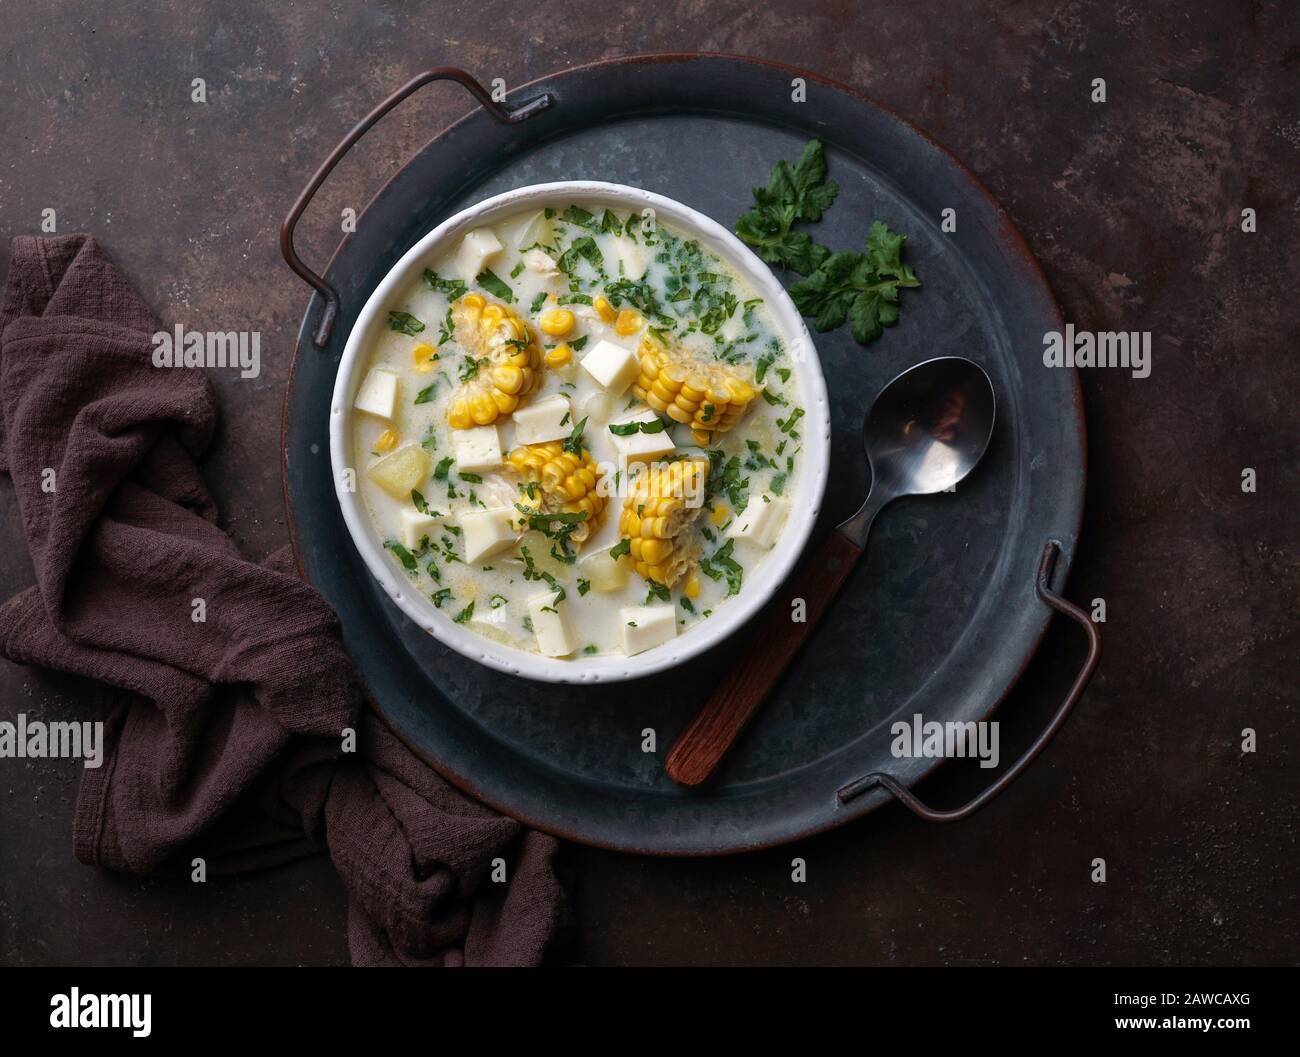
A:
[{"left": 349, "top": 202, "right": 805, "bottom": 660}]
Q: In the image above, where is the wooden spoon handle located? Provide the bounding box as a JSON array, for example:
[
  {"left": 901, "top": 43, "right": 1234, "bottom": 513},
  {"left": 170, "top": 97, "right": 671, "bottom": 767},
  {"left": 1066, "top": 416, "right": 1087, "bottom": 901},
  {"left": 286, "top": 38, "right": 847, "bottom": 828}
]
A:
[{"left": 665, "top": 530, "right": 865, "bottom": 787}]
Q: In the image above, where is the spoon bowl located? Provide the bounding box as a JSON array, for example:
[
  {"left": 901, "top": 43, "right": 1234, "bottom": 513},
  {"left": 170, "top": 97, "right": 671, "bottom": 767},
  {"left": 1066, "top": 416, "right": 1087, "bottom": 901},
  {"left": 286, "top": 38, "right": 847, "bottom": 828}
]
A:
[{"left": 840, "top": 357, "right": 996, "bottom": 545}]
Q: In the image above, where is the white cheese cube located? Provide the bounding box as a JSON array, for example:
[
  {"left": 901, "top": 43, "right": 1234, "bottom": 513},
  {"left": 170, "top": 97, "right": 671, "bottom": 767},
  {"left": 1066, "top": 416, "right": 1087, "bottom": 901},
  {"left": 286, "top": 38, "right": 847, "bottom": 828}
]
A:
[
  {"left": 607, "top": 408, "right": 676, "bottom": 463},
  {"left": 580, "top": 338, "right": 641, "bottom": 396},
  {"left": 527, "top": 591, "right": 577, "bottom": 658},
  {"left": 619, "top": 605, "right": 677, "bottom": 657},
  {"left": 400, "top": 508, "right": 444, "bottom": 549},
  {"left": 451, "top": 424, "right": 503, "bottom": 473},
  {"left": 458, "top": 506, "right": 518, "bottom": 564},
  {"left": 454, "top": 228, "right": 504, "bottom": 283},
  {"left": 610, "top": 236, "right": 648, "bottom": 280},
  {"left": 353, "top": 368, "right": 399, "bottom": 420},
  {"left": 726, "top": 493, "right": 789, "bottom": 549},
  {"left": 511, "top": 395, "right": 572, "bottom": 445}
]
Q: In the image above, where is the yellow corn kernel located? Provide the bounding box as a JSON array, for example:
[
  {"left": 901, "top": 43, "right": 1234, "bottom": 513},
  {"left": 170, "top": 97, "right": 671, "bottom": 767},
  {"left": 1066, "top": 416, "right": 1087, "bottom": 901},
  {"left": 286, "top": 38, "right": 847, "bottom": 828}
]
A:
[
  {"left": 539, "top": 308, "right": 575, "bottom": 337},
  {"left": 545, "top": 343, "right": 573, "bottom": 368},
  {"left": 710, "top": 504, "right": 729, "bottom": 526},
  {"left": 631, "top": 336, "right": 761, "bottom": 445},
  {"left": 373, "top": 428, "right": 399, "bottom": 453},
  {"left": 445, "top": 294, "right": 544, "bottom": 430},
  {"left": 617, "top": 458, "right": 711, "bottom": 587},
  {"left": 506, "top": 441, "right": 606, "bottom": 544},
  {"left": 593, "top": 296, "right": 617, "bottom": 323},
  {"left": 684, "top": 573, "right": 701, "bottom": 599},
  {"left": 411, "top": 342, "right": 438, "bottom": 373},
  {"left": 614, "top": 308, "right": 643, "bottom": 336}
]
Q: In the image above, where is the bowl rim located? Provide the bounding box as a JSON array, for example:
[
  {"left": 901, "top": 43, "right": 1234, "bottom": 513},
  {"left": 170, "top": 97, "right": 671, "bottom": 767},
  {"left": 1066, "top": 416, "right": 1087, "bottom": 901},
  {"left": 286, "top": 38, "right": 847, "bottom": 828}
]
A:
[{"left": 329, "top": 180, "right": 831, "bottom": 683}]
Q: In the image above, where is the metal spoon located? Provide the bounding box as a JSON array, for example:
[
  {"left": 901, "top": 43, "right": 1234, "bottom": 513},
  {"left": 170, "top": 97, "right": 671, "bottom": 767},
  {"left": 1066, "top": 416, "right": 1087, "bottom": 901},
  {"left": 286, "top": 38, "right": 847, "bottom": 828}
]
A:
[{"left": 665, "top": 356, "right": 997, "bottom": 788}]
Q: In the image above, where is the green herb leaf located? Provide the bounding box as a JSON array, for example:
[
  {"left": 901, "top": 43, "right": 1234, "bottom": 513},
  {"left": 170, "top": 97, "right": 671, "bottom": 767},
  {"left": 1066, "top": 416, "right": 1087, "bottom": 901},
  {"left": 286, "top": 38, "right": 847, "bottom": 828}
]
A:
[
  {"left": 788, "top": 223, "right": 920, "bottom": 344},
  {"left": 411, "top": 489, "right": 430, "bottom": 514},
  {"left": 384, "top": 540, "right": 418, "bottom": 573},
  {"left": 734, "top": 140, "right": 838, "bottom": 273},
  {"left": 388, "top": 311, "right": 425, "bottom": 336},
  {"left": 699, "top": 538, "right": 744, "bottom": 597},
  {"left": 561, "top": 205, "right": 598, "bottom": 229},
  {"left": 644, "top": 580, "right": 671, "bottom": 604},
  {"left": 453, "top": 601, "right": 475, "bottom": 624},
  {"left": 433, "top": 456, "right": 454, "bottom": 480},
  {"left": 423, "top": 269, "right": 468, "bottom": 300},
  {"left": 475, "top": 269, "right": 514, "bottom": 303},
  {"left": 562, "top": 416, "right": 588, "bottom": 456},
  {"left": 557, "top": 236, "right": 604, "bottom": 276},
  {"left": 609, "top": 538, "right": 631, "bottom": 561}
]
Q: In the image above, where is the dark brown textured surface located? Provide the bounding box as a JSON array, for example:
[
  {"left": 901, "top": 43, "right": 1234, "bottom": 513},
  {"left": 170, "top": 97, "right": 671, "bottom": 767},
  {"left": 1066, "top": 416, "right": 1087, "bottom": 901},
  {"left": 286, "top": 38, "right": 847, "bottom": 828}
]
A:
[{"left": 1, "top": 1, "right": 1296, "bottom": 965}]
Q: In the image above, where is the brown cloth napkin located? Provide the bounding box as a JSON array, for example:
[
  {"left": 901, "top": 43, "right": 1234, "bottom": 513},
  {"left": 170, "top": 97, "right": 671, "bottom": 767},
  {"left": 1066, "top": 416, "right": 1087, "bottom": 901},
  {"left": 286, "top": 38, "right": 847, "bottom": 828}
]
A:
[{"left": 0, "top": 235, "right": 568, "bottom": 966}]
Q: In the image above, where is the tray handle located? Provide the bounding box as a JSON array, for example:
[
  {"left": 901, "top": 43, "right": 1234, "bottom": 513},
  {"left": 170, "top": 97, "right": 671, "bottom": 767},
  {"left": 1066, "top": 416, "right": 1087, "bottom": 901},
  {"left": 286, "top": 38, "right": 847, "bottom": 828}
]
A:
[
  {"left": 836, "top": 540, "right": 1100, "bottom": 822},
  {"left": 280, "top": 68, "right": 551, "bottom": 349}
]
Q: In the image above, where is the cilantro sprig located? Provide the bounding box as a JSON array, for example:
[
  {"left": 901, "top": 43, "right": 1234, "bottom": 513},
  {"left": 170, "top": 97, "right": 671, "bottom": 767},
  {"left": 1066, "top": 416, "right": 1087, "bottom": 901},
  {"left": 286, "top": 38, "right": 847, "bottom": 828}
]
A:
[
  {"left": 789, "top": 222, "right": 921, "bottom": 344},
  {"left": 735, "top": 141, "right": 921, "bottom": 346},
  {"left": 734, "top": 140, "right": 838, "bottom": 274}
]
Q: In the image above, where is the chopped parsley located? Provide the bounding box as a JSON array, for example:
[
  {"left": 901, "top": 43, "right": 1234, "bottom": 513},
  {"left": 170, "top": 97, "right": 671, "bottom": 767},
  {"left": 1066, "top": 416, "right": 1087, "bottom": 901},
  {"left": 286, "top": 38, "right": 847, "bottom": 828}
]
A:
[
  {"left": 383, "top": 540, "right": 418, "bottom": 573},
  {"left": 700, "top": 538, "right": 744, "bottom": 597},
  {"left": 388, "top": 311, "right": 425, "bottom": 336},
  {"left": 475, "top": 269, "right": 513, "bottom": 302}
]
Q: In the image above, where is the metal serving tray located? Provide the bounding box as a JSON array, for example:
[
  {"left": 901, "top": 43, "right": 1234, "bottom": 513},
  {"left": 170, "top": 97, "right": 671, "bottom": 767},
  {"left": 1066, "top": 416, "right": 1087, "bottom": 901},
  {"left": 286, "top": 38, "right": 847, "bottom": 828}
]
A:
[{"left": 280, "top": 54, "right": 1093, "bottom": 855}]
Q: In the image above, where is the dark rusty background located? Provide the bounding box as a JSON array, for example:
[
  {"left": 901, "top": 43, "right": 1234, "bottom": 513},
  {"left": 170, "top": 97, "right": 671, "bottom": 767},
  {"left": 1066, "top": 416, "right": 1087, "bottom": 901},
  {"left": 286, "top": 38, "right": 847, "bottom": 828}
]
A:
[{"left": 1, "top": 0, "right": 1296, "bottom": 966}]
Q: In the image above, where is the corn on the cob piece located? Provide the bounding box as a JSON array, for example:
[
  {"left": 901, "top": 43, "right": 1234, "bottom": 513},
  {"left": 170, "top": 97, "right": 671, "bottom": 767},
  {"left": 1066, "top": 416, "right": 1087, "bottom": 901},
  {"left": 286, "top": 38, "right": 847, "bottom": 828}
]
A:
[
  {"left": 447, "top": 293, "right": 544, "bottom": 430},
  {"left": 631, "top": 336, "right": 760, "bottom": 445},
  {"left": 506, "top": 440, "right": 606, "bottom": 544},
  {"left": 618, "top": 457, "right": 710, "bottom": 587}
]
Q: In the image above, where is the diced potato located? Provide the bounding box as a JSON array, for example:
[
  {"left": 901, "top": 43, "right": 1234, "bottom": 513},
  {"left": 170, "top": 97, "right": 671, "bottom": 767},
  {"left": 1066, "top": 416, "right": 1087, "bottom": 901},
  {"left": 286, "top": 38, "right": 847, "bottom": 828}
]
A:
[
  {"left": 580, "top": 338, "right": 640, "bottom": 396},
  {"left": 367, "top": 444, "right": 430, "bottom": 499},
  {"left": 512, "top": 395, "right": 572, "bottom": 445},
  {"left": 354, "top": 368, "right": 399, "bottom": 420},
  {"left": 509, "top": 530, "right": 571, "bottom": 580},
  {"left": 577, "top": 549, "right": 631, "bottom": 593},
  {"left": 452, "top": 424, "right": 503, "bottom": 473},
  {"left": 459, "top": 507, "right": 518, "bottom": 564},
  {"left": 619, "top": 605, "right": 677, "bottom": 656},
  {"left": 527, "top": 591, "right": 576, "bottom": 657},
  {"left": 497, "top": 210, "right": 555, "bottom": 252},
  {"left": 610, "top": 235, "right": 648, "bottom": 280}
]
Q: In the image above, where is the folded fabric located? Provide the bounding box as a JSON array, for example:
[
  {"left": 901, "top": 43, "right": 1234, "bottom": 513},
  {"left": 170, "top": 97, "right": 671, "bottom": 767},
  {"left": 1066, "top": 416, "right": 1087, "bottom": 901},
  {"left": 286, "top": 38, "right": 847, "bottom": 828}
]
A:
[{"left": 0, "top": 235, "right": 567, "bottom": 965}]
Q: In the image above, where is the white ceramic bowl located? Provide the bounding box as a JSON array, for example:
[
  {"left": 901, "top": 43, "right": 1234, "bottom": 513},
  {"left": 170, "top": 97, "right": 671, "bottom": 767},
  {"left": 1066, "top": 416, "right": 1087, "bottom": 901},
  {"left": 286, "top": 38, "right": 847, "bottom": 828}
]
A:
[{"left": 330, "top": 182, "right": 830, "bottom": 683}]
